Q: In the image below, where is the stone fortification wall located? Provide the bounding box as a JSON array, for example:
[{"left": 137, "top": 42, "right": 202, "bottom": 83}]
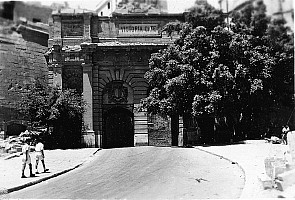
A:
[{"left": 0, "top": 18, "right": 48, "bottom": 127}]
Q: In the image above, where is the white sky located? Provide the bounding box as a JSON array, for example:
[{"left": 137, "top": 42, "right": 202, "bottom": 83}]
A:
[{"left": 35, "top": 0, "right": 220, "bottom": 13}]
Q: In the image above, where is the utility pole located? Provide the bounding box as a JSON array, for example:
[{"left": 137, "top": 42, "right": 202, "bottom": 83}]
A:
[
  {"left": 218, "top": 0, "right": 222, "bottom": 10},
  {"left": 278, "top": 0, "right": 284, "bottom": 19}
]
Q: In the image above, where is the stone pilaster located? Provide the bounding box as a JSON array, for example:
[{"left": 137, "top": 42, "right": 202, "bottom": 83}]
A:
[
  {"left": 50, "top": 15, "right": 62, "bottom": 46},
  {"left": 51, "top": 64, "right": 62, "bottom": 89},
  {"left": 83, "top": 13, "right": 92, "bottom": 43},
  {"left": 82, "top": 63, "right": 95, "bottom": 147},
  {"left": 96, "top": 134, "right": 102, "bottom": 148}
]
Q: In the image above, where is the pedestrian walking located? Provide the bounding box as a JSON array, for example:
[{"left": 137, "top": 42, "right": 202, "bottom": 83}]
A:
[
  {"left": 282, "top": 125, "right": 290, "bottom": 145},
  {"left": 35, "top": 138, "right": 49, "bottom": 174},
  {"left": 21, "top": 138, "right": 35, "bottom": 178}
]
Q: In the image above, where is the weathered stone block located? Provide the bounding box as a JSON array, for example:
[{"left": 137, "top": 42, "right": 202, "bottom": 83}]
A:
[
  {"left": 16, "top": 147, "right": 22, "bottom": 152},
  {"left": 82, "top": 130, "right": 95, "bottom": 147},
  {"left": 134, "top": 134, "right": 148, "bottom": 146},
  {"left": 265, "top": 157, "right": 275, "bottom": 179},
  {"left": 258, "top": 173, "right": 273, "bottom": 189},
  {"left": 275, "top": 166, "right": 287, "bottom": 177},
  {"left": 8, "top": 149, "right": 17, "bottom": 154},
  {"left": 276, "top": 168, "right": 295, "bottom": 191}
]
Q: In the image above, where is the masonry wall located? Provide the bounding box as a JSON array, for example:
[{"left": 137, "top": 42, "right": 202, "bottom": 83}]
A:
[
  {"left": 0, "top": 18, "right": 48, "bottom": 127},
  {"left": 46, "top": 12, "right": 185, "bottom": 147},
  {"left": 90, "top": 14, "right": 183, "bottom": 44},
  {"left": 93, "top": 47, "right": 153, "bottom": 145}
]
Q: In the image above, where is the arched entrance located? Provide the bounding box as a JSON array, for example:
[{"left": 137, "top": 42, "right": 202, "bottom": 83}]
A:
[
  {"left": 103, "top": 107, "right": 134, "bottom": 148},
  {"left": 5, "top": 120, "right": 28, "bottom": 137}
]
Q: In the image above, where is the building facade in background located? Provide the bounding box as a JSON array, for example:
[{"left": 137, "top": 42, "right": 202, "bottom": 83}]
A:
[
  {"left": 218, "top": 0, "right": 294, "bottom": 31},
  {"left": 46, "top": 0, "right": 185, "bottom": 148},
  {"left": 2, "top": 0, "right": 292, "bottom": 146}
]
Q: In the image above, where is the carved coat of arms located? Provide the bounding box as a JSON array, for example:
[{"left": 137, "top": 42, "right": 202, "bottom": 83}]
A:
[{"left": 107, "top": 82, "right": 128, "bottom": 104}]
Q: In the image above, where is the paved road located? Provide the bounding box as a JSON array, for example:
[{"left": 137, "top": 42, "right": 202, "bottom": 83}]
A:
[{"left": 10, "top": 146, "right": 244, "bottom": 199}]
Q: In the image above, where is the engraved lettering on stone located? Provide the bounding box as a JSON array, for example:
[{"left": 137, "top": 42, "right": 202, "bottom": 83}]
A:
[{"left": 118, "top": 24, "right": 159, "bottom": 36}]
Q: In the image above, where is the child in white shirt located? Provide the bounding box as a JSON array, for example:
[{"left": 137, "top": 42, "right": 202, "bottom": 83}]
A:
[
  {"left": 21, "top": 138, "right": 35, "bottom": 178},
  {"left": 35, "top": 138, "right": 49, "bottom": 174}
]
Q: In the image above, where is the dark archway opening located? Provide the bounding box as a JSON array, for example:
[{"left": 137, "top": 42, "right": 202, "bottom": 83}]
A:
[
  {"left": 6, "top": 123, "right": 27, "bottom": 136},
  {"left": 103, "top": 107, "right": 134, "bottom": 148}
]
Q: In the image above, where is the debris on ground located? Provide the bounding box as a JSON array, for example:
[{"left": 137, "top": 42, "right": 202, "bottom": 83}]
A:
[
  {"left": 0, "top": 129, "right": 43, "bottom": 157},
  {"left": 264, "top": 136, "right": 282, "bottom": 144}
]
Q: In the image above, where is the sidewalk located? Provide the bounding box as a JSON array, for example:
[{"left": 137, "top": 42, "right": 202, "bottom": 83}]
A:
[
  {"left": 195, "top": 140, "right": 294, "bottom": 199},
  {"left": 0, "top": 148, "right": 100, "bottom": 193}
]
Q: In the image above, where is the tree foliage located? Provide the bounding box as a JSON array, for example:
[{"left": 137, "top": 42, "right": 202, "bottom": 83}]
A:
[
  {"left": 185, "top": 0, "right": 225, "bottom": 31},
  {"left": 141, "top": 0, "right": 294, "bottom": 143},
  {"left": 17, "top": 80, "right": 52, "bottom": 127},
  {"left": 17, "top": 79, "right": 86, "bottom": 148},
  {"left": 162, "top": 0, "right": 225, "bottom": 38}
]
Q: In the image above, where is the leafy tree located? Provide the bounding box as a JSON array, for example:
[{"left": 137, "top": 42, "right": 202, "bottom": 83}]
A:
[
  {"left": 231, "top": 0, "right": 270, "bottom": 36},
  {"left": 141, "top": 0, "right": 294, "bottom": 144},
  {"left": 251, "top": 0, "right": 270, "bottom": 37},
  {"left": 49, "top": 89, "right": 86, "bottom": 149},
  {"left": 185, "top": 0, "right": 225, "bottom": 31},
  {"left": 230, "top": 0, "right": 294, "bottom": 136},
  {"left": 142, "top": 24, "right": 278, "bottom": 143},
  {"left": 230, "top": 4, "right": 253, "bottom": 34},
  {"left": 18, "top": 79, "right": 86, "bottom": 149},
  {"left": 162, "top": 0, "right": 224, "bottom": 39},
  {"left": 17, "top": 79, "right": 51, "bottom": 128}
]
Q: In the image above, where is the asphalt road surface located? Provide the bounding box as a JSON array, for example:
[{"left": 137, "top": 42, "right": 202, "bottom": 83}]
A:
[{"left": 11, "top": 146, "right": 245, "bottom": 199}]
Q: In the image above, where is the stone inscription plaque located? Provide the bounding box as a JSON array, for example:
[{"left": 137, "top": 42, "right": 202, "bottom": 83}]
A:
[
  {"left": 118, "top": 24, "right": 160, "bottom": 36},
  {"left": 61, "top": 17, "right": 83, "bottom": 37}
]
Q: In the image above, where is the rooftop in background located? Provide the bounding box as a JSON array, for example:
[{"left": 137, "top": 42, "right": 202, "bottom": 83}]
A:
[
  {"left": 218, "top": 0, "right": 294, "bottom": 31},
  {"left": 38, "top": 0, "right": 207, "bottom": 13},
  {"left": 3, "top": 0, "right": 293, "bottom": 31}
]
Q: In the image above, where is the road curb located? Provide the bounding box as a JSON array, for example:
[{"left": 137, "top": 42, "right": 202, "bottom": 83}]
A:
[
  {"left": 193, "top": 147, "right": 247, "bottom": 198},
  {"left": 7, "top": 148, "right": 101, "bottom": 193}
]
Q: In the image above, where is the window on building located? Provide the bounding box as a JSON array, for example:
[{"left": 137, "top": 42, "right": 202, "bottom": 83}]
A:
[{"left": 107, "top": 2, "right": 111, "bottom": 9}]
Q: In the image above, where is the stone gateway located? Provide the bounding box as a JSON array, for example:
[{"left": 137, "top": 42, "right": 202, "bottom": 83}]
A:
[{"left": 45, "top": 4, "right": 185, "bottom": 148}]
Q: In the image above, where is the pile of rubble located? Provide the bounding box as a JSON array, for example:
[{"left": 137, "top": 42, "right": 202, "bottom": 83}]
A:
[
  {"left": 0, "top": 136, "right": 24, "bottom": 154},
  {"left": 259, "top": 131, "right": 295, "bottom": 198},
  {"left": 0, "top": 130, "right": 41, "bottom": 158},
  {"left": 264, "top": 136, "right": 283, "bottom": 144}
]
